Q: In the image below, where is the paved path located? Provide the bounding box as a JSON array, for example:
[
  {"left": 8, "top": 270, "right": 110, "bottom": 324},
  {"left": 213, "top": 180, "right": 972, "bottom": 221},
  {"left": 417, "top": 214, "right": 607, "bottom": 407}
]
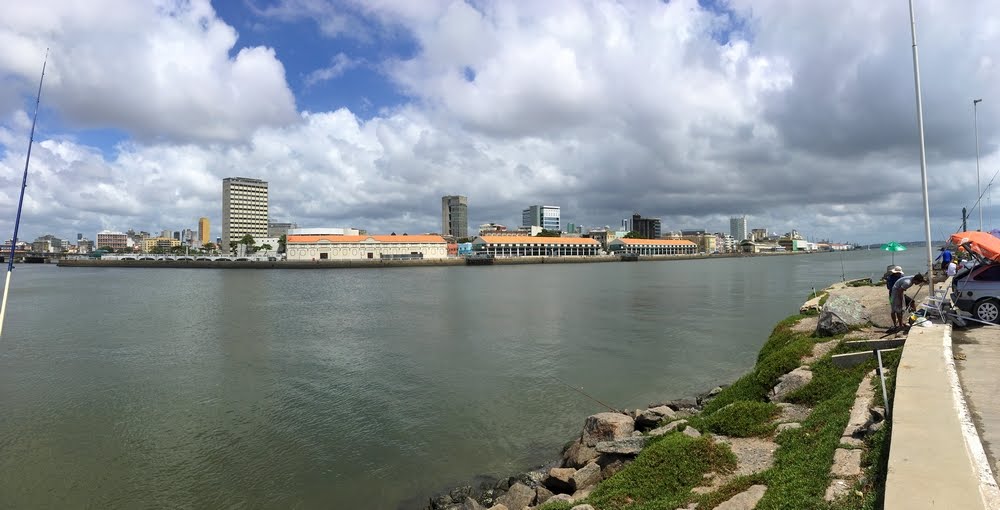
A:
[{"left": 954, "top": 326, "right": 1000, "bottom": 485}]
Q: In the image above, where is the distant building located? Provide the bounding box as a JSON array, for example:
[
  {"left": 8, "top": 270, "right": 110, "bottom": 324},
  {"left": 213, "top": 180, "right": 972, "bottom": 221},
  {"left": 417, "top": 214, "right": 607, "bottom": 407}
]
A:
[
  {"left": 631, "top": 214, "right": 662, "bottom": 239},
  {"left": 472, "top": 236, "right": 599, "bottom": 257},
  {"left": 199, "top": 217, "right": 210, "bottom": 245},
  {"left": 751, "top": 228, "right": 767, "bottom": 242},
  {"left": 268, "top": 222, "right": 298, "bottom": 237},
  {"left": 96, "top": 231, "right": 129, "bottom": 251},
  {"left": 522, "top": 205, "right": 560, "bottom": 232},
  {"left": 222, "top": 177, "right": 269, "bottom": 248},
  {"left": 478, "top": 223, "right": 508, "bottom": 235},
  {"left": 77, "top": 239, "right": 94, "bottom": 254},
  {"left": 288, "top": 227, "right": 361, "bottom": 236},
  {"left": 76, "top": 233, "right": 83, "bottom": 241},
  {"left": 441, "top": 195, "right": 469, "bottom": 239},
  {"left": 142, "top": 237, "right": 181, "bottom": 252},
  {"left": 32, "top": 234, "right": 65, "bottom": 253},
  {"left": 285, "top": 234, "right": 448, "bottom": 261},
  {"left": 608, "top": 238, "right": 698, "bottom": 256},
  {"left": 730, "top": 216, "right": 748, "bottom": 241}
]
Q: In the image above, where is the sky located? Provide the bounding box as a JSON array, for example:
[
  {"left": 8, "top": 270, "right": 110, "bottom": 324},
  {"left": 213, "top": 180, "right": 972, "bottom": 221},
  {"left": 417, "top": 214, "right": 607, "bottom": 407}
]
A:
[{"left": 2, "top": 0, "right": 999, "bottom": 245}]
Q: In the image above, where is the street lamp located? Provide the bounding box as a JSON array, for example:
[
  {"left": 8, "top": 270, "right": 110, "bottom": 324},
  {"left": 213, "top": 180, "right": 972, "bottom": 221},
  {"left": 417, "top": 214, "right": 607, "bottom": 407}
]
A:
[{"left": 975, "top": 98, "right": 983, "bottom": 231}]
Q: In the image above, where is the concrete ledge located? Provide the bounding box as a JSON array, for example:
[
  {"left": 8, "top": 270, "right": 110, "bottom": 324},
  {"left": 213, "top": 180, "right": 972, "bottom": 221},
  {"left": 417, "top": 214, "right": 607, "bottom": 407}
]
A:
[{"left": 885, "top": 323, "right": 1000, "bottom": 509}]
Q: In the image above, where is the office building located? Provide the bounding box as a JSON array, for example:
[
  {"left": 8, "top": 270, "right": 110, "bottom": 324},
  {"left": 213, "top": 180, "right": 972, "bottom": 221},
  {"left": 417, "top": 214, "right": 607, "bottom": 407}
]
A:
[
  {"left": 198, "top": 217, "right": 210, "bottom": 245},
  {"left": 286, "top": 234, "right": 448, "bottom": 261},
  {"left": 222, "top": 177, "right": 269, "bottom": 247},
  {"left": 96, "top": 231, "right": 129, "bottom": 251},
  {"left": 441, "top": 195, "right": 469, "bottom": 238},
  {"left": 730, "top": 216, "right": 749, "bottom": 241},
  {"left": 631, "top": 213, "right": 662, "bottom": 239},
  {"left": 522, "top": 205, "right": 560, "bottom": 232}
]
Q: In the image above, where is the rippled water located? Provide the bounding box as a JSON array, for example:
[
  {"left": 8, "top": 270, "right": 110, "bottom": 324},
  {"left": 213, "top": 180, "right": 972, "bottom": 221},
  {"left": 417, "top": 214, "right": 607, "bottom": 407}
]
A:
[{"left": 0, "top": 249, "right": 929, "bottom": 508}]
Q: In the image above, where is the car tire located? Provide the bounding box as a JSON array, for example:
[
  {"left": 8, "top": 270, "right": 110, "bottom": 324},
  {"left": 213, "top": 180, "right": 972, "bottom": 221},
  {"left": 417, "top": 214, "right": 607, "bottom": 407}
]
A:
[{"left": 974, "top": 299, "right": 1000, "bottom": 323}]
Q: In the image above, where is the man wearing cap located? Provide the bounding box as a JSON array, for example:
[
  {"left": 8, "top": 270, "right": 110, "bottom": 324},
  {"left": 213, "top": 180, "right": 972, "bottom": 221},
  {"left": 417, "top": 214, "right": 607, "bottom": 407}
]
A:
[{"left": 891, "top": 272, "right": 926, "bottom": 331}]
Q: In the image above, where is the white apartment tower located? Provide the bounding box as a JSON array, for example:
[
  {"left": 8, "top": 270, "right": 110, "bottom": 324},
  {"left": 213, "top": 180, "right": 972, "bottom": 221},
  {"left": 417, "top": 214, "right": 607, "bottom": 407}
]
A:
[
  {"left": 222, "top": 177, "right": 269, "bottom": 247},
  {"left": 730, "top": 215, "right": 749, "bottom": 241}
]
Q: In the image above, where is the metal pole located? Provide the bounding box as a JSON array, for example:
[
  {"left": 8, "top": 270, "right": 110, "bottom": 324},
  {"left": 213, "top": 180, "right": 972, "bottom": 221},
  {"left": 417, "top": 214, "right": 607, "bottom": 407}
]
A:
[
  {"left": 975, "top": 99, "right": 983, "bottom": 231},
  {"left": 876, "top": 349, "right": 891, "bottom": 419},
  {"left": 0, "top": 50, "right": 47, "bottom": 340},
  {"left": 908, "top": 0, "right": 935, "bottom": 294}
]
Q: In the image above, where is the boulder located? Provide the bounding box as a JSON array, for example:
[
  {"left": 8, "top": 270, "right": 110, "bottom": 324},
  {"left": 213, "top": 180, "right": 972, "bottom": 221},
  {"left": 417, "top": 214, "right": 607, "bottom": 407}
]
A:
[
  {"left": 581, "top": 413, "right": 635, "bottom": 447},
  {"left": 777, "top": 422, "right": 802, "bottom": 432},
  {"left": 547, "top": 494, "right": 574, "bottom": 504},
  {"left": 649, "top": 419, "right": 688, "bottom": 436},
  {"left": 682, "top": 426, "right": 702, "bottom": 438},
  {"left": 635, "top": 406, "right": 676, "bottom": 430},
  {"left": 650, "top": 398, "right": 699, "bottom": 411},
  {"left": 563, "top": 439, "right": 600, "bottom": 468},
  {"left": 600, "top": 456, "right": 628, "bottom": 479},
  {"left": 496, "top": 482, "right": 534, "bottom": 510},
  {"left": 535, "top": 486, "right": 554, "bottom": 506},
  {"left": 459, "top": 497, "right": 486, "bottom": 510},
  {"left": 545, "top": 467, "right": 577, "bottom": 494},
  {"left": 714, "top": 484, "right": 767, "bottom": 510},
  {"left": 770, "top": 367, "right": 814, "bottom": 402},
  {"left": 595, "top": 436, "right": 649, "bottom": 455},
  {"left": 816, "top": 295, "right": 870, "bottom": 337},
  {"left": 571, "top": 462, "right": 602, "bottom": 490}
]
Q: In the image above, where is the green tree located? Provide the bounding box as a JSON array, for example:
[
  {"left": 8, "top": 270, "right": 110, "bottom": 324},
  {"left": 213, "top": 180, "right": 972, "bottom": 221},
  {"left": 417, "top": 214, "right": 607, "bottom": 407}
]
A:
[
  {"left": 99, "top": 245, "right": 114, "bottom": 252},
  {"left": 202, "top": 242, "right": 216, "bottom": 253},
  {"left": 623, "top": 231, "right": 643, "bottom": 239},
  {"left": 260, "top": 243, "right": 273, "bottom": 253},
  {"left": 277, "top": 235, "right": 286, "bottom": 254},
  {"left": 536, "top": 229, "right": 561, "bottom": 237},
  {"left": 229, "top": 241, "right": 238, "bottom": 255},
  {"left": 240, "top": 234, "right": 257, "bottom": 253}
]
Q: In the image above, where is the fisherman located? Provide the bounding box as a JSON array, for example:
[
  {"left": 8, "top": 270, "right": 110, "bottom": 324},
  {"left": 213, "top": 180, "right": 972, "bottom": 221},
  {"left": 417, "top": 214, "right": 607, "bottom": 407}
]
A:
[
  {"left": 935, "top": 247, "right": 953, "bottom": 271},
  {"left": 890, "top": 272, "right": 926, "bottom": 332}
]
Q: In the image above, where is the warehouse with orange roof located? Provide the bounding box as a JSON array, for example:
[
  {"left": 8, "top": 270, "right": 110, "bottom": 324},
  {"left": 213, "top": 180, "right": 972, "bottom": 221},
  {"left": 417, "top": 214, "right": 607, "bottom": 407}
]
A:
[
  {"left": 285, "top": 234, "right": 449, "bottom": 261},
  {"left": 608, "top": 238, "right": 698, "bottom": 256},
  {"left": 471, "top": 236, "right": 601, "bottom": 257}
]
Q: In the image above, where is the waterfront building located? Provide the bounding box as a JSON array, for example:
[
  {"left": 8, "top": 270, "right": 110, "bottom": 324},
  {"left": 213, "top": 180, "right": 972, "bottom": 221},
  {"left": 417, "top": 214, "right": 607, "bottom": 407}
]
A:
[
  {"left": 751, "top": 228, "right": 767, "bottom": 242},
  {"left": 522, "top": 205, "right": 560, "bottom": 232},
  {"left": 608, "top": 238, "right": 698, "bottom": 256},
  {"left": 141, "top": 237, "right": 181, "bottom": 252},
  {"left": 285, "top": 234, "right": 448, "bottom": 261},
  {"left": 77, "top": 239, "right": 94, "bottom": 254},
  {"left": 441, "top": 196, "right": 469, "bottom": 239},
  {"left": 32, "top": 234, "right": 65, "bottom": 253},
  {"left": 198, "top": 217, "right": 210, "bottom": 245},
  {"left": 222, "top": 177, "right": 269, "bottom": 248},
  {"left": 730, "top": 216, "right": 749, "bottom": 241},
  {"left": 472, "top": 236, "right": 600, "bottom": 257},
  {"left": 268, "top": 221, "right": 298, "bottom": 237},
  {"left": 585, "top": 227, "right": 618, "bottom": 252},
  {"left": 681, "top": 233, "right": 717, "bottom": 254},
  {"left": 287, "top": 227, "right": 361, "bottom": 236},
  {"left": 631, "top": 213, "right": 662, "bottom": 239},
  {"left": 96, "top": 231, "right": 129, "bottom": 251}
]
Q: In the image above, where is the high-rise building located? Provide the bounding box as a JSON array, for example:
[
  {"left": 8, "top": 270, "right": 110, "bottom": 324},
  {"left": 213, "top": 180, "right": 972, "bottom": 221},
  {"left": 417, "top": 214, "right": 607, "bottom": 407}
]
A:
[
  {"left": 222, "top": 177, "right": 269, "bottom": 247},
  {"left": 730, "top": 216, "right": 748, "bottom": 241},
  {"left": 631, "top": 213, "right": 662, "bottom": 239},
  {"left": 441, "top": 195, "right": 469, "bottom": 238},
  {"left": 522, "top": 205, "right": 560, "bottom": 232},
  {"left": 199, "top": 217, "right": 210, "bottom": 245}
]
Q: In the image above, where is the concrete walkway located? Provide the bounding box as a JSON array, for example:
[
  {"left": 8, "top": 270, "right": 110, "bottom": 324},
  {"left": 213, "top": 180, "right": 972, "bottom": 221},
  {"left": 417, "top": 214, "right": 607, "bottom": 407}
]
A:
[
  {"left": 955, "top": 327, "right": 1000, "bottom": 486},
  {"left": 885, "top": 322, "right": 1000, "bottom": 509}
]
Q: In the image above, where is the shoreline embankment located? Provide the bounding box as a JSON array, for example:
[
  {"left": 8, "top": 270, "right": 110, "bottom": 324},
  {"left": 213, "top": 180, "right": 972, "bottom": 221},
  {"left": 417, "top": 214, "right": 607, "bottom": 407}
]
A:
[{"left": 56, "top": 250, "right": 812, "bottom": 269}]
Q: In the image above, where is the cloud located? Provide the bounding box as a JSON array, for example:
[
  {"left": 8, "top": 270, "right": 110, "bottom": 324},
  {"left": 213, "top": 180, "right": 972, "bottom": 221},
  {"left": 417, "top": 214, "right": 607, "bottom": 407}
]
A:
[
  {"left": 304, "top": 53, "right": 361, "bottom": 87},
  {"left": 3, "top": 0, "right": 1000, "bottom": 245},
  {"left": 0, "top": 0, "right": 298, "bottom": 143}
]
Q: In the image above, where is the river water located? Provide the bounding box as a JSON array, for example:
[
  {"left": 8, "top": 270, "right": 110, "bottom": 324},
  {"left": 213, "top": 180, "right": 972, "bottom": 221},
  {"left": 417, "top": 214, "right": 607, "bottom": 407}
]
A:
[{"left": 0, "top": 249, "right": 930, "bottom": 508}]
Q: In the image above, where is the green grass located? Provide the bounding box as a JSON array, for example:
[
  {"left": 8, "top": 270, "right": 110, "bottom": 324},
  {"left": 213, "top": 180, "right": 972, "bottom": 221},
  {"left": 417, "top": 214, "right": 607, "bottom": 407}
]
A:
[
  {"left": 537, "top": 501, "right": 574, "bottom": 510},
  {"left": 585, "top": 433, "right": 737, "bottom": 510},
  {"left": 692, "top": 401, "right": 779, "bottom": 437}
]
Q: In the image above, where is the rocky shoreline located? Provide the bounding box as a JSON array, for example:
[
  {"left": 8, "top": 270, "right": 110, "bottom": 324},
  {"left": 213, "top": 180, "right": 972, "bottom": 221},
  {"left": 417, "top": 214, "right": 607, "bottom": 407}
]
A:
[
  {"left": 420, "top": 388, "right": 725, "bottom": 510},
  {"left": 418, "top": 279, "right": 897, "bottom": 510}
]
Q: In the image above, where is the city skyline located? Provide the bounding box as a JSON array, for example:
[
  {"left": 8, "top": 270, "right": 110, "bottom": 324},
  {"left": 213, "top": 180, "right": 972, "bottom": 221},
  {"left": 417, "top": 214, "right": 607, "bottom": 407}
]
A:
[{"left": 2, "top": 1, "right": 999, "bottom": 244}]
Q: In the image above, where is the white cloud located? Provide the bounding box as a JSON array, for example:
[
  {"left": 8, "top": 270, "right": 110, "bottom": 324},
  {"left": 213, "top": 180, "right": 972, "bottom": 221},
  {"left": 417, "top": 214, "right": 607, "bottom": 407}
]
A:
[
  {"left": 3, "top": 0, "right": 1000, "bottom": 244},
  {"left": 0, "top": 0, "right": 298, "bottom": 143}
]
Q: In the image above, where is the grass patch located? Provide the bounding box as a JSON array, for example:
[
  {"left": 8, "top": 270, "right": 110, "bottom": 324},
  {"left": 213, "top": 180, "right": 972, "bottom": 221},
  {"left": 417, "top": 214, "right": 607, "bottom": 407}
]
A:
[
  {"left": 846, "top": 278, "right": 874, "bottom": 287},
  {"left": 537, "top": 501, "right": 574, "bottom": 510},
  {"left": 689, "top": 401, "right": 779, "bottom": 437},
  {"left": 586, "top": 433, "right": 737, "bottom": 510}
]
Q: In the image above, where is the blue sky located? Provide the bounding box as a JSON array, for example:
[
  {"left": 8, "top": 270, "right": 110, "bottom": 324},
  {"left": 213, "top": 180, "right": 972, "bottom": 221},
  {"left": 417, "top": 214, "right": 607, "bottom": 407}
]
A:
[{"left": 1, "top": 0, "right": 999, "bottom": 244}]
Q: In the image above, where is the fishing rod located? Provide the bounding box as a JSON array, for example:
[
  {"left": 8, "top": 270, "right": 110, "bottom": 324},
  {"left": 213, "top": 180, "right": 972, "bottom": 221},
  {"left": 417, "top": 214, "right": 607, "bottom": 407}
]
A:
[
  {"left": 0, "top": 50, "right": 47, "bottom": 340},
  {"left": 550, "top": 375, "right": 622, "bottom": 414},
  {"left": 958, "top": 167, "right": 1000, "bottom": 233}
]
